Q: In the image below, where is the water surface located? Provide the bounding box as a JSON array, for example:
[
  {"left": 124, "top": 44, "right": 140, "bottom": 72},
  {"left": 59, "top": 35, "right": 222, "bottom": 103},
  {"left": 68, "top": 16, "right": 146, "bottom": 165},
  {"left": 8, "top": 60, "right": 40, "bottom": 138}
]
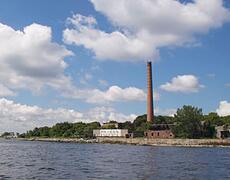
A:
[{"left": 0, "top": 139, "right": 229, "bottom": 179}]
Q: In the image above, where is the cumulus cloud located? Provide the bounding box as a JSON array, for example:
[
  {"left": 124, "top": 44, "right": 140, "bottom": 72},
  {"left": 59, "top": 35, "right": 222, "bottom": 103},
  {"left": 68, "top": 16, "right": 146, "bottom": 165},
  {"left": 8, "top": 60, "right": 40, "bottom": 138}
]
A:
[
  {"left": 0, "top": 98, "right": 137, "bottom": 133},
  {"left": 64, "top": 85, "right": 146, "bottom": 104},
  {"left": 83, "top": 106, "right": 137, "bottom": 123},
  {"left": 155, "top": 108, "right": 177, "bottom": 117},
  {"left": 87, "top": 86, "right": 146, "bottom": 103},
  {"left": 0, "top": 22, "right": 73, "bottom": 95},
  {"left": 63, "top": 0, "right": 230, "bottom": 61},
  {"left": 63, "top": 14, "right": 157, "bottom": 61},
  {"left": 160, "top": 75, "right": 204, "bottom": 93},
  {"left": 0, "top": 22, "right": 146, "bottom": 104},
  {"left": 216, "top": 100, "right": 230, "bottom": 116}
]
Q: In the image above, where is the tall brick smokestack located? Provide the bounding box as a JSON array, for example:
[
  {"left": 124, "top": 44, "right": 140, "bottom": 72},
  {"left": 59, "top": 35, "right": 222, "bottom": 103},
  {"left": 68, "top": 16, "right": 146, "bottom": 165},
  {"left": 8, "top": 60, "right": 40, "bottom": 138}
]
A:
[{"left": 147, "top": 61, "right": 154, "bottom": 123}]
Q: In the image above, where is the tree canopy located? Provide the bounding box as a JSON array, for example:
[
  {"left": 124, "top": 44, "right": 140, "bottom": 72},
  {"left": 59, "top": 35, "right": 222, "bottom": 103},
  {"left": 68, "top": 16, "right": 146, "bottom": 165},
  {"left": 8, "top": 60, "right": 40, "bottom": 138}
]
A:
[{"left": 172, "top": 105, "right": 203, "bottom": 138}]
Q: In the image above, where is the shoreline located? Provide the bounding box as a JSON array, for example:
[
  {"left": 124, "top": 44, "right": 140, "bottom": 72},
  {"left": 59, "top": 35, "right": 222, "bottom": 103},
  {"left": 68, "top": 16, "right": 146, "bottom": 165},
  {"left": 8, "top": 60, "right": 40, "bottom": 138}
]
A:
[{"left": 15, "top": 137, "right": 230, "bottom": 148}]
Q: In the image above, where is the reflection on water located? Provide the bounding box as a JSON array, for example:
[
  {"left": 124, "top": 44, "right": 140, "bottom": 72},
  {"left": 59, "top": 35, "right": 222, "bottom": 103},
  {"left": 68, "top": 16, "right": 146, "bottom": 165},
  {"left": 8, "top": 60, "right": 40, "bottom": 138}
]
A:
[{"left": 0, "top": 139, "right": 229, "bottom": 179}]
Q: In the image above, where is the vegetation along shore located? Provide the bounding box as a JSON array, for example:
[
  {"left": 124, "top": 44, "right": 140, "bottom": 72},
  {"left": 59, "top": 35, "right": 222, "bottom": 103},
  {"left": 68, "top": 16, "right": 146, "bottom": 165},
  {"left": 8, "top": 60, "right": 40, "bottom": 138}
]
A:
[{"left": 2, "top": 105, "right": 230, "bottom": 147}]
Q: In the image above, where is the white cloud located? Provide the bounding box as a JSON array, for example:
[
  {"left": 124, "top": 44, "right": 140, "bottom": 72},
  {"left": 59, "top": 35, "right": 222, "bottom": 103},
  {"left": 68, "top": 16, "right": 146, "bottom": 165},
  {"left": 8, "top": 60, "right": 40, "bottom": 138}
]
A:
[
  {"left": 160, "top": 75, "right": 204, "bottom": 93},
  {"left": 63, "top": 14, "right": 158, "bottom": 61},
  {"left": 61, "top": 84, "right": 147, "bottom": 104},
  {"left": 82, "top": 106, "right": 137, "bottom": 124},
  {"left": 0, "top": 98, "right": 137, "bottom": 133},
  {"left": 0, "top": 22, "right": 146, "bottom": 104},
  {"left": 0, "top": 84, "right": 16, "bottom": 96},
  {"left": 225, "top": 83, "right": 230, "bottom": 87},
  {"left": 155, "top": 108, "right": 177, "bottom": 117},
  {"left": 216, "top": 100, "right": 230, "bottom": 116},
  {"left": 0, "top": 22, "right": 73, "bottom": 94},
  {"left": 63, "top": 0, "right": 230, "bottom": 61},
  {"left": 76, "top": 85, "right": 146, "bottom": 104},
  {"left": 0, "top": 98, "right": 82, "bottom": 133}
]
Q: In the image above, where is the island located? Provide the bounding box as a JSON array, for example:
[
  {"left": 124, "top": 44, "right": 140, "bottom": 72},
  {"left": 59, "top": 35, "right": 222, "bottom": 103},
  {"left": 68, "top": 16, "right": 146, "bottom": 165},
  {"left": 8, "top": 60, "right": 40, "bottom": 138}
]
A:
[{"left": 2, "top": 105, "right": 228, "bottom": 147}]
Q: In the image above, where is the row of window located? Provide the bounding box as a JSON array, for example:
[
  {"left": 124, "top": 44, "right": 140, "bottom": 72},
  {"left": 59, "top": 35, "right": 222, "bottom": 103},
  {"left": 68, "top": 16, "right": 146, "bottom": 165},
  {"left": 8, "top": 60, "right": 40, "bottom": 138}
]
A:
[{"left": 145, "top": 132, "right": 173, "bottom": 137}]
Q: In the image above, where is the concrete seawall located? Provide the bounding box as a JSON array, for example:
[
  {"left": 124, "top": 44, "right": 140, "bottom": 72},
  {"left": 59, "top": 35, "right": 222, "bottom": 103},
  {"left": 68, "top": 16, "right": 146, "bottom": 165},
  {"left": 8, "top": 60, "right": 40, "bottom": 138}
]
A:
[
  {"left": 17, "top": 137, "right": 97, "bottom": 143},
  {"left": 18, "top": 137, "right": 230, "bottom": 147},
  {"left": 96, "top": 137, "right": 230, "bottom": 147}
]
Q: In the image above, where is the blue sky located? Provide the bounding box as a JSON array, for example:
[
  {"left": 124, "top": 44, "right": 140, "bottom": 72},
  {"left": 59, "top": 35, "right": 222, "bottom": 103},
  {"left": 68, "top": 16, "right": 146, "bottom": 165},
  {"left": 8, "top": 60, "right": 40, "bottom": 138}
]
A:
[{"left": 0, "top": 0, "right": 230, "bottom": 132}]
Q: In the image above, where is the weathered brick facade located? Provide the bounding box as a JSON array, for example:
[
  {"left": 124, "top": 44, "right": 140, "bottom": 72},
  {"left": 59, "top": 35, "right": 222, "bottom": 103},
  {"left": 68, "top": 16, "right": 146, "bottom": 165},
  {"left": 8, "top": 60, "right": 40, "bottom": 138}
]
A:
[{"left": 145, "top": 130, "right": 174, "bottom": 139}]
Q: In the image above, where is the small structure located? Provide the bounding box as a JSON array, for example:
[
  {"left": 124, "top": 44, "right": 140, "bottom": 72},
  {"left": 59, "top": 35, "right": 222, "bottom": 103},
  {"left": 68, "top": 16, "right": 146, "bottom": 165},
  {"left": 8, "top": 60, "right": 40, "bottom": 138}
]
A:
[
  {"left": 93, "top": 129, "right": 129, "bottom": 138},
  {"left": 215, "top": 125, "right": 230, "bottom": 139},
  {"left": 145, "top": 124, "right": 174, "bottom": 138}
]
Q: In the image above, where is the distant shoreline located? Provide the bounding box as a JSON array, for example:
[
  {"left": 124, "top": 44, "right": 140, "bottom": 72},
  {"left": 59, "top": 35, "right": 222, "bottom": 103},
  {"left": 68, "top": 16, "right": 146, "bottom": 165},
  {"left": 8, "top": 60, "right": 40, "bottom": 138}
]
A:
[{"left": 14, "top": 137, "right": 230, "bottom": 148}]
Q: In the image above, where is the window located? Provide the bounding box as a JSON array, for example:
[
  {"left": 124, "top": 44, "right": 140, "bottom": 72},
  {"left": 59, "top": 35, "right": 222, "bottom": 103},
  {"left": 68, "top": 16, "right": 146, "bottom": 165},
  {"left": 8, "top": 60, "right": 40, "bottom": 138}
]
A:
[
  {"left": 157, "top": 132, "right": 159, "bottom": 136},
  {"left": 152, "top": 132, "right": 154, "bottom": 136}
]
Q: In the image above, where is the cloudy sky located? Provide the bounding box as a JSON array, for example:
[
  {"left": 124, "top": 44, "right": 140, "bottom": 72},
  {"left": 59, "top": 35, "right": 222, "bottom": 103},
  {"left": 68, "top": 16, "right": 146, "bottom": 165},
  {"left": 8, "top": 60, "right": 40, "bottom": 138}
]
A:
[{"left": 0, "top": 0, "right": 230, "bottom": 132}]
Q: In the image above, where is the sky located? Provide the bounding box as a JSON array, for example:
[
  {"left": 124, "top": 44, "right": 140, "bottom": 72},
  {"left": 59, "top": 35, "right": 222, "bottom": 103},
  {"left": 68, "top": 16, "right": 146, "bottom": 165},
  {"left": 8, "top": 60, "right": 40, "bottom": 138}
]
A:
[{"left": 0, "top": 0, "right": 230, "bottom": 133}]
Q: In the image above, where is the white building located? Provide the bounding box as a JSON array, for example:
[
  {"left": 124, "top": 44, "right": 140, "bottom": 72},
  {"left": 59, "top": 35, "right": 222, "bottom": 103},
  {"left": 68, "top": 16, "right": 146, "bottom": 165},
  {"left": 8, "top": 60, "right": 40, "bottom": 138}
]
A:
[{"left": 93, "top": 129, "right": 129, "bottom": 137}]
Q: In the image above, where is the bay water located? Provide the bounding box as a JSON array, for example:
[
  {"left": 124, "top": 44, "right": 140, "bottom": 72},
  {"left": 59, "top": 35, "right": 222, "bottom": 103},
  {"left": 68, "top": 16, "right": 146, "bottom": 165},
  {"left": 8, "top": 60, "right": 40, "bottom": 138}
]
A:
[{"left": 0, "top": 139, "right": 229, "bottom": 179}]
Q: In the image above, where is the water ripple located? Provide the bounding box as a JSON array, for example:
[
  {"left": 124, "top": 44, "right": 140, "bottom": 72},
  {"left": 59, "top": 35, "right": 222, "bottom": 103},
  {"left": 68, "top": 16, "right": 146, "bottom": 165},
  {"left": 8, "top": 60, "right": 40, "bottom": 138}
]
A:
[{"left": 0, "top": 140, "right": 229, "bottom": 179}]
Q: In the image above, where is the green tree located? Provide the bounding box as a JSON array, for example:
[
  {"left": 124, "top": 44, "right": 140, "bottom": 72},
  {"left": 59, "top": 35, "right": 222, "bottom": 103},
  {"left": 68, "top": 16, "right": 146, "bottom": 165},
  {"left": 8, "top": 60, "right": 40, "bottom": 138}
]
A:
[
  {"left": 133, "top": 115, "right": 147, "bottom": 127},
  {"left": 155, "top": 116, "right": 175, "bottom": 124},
  {"left": 202, "top": 120, "right": 216, "bottom": 138},
  {"left": 50, "top": 122, "right": 73, "bottom": 137},
  {"left": 1, "top": 132, "right": 11, "bottom": 137},
  {"left": 63, "top": 129, "right": 73, "bottom": 137},
  {"left": 102, "top": 124, "right": 117, "bottom": 129},
  {"left": 84, "top": 122, "right": 101, "bottom": 138},
  {"left": 204, "top": 112, "right": 222, "bottom": 126},
  {"left": 221, "top": 116, "right": 230, "bottom": 125},
  {"left": 173, "top": 105, "right": 203, "bottom": 138},
  {"left": 39, "top": 126, "right": 50, "bottom": 137},
  {"left": 119, "top": 121, "right": 134, "bottom": 132},
  {"left": 132, "top": 115, "right": 152, "bottom": 136},
  {"left": 32, "top": 128, "right": 40, "bottom": 137},
  {"left": 72, "top": 122, "right": 86, "bottom": 138}
]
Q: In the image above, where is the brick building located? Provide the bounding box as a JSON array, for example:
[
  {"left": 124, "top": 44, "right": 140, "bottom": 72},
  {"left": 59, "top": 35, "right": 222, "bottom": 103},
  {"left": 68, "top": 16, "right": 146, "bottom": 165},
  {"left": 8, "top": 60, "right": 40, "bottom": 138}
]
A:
[{"left": 144, "top": 124, "right": 174, "bottom": 138}]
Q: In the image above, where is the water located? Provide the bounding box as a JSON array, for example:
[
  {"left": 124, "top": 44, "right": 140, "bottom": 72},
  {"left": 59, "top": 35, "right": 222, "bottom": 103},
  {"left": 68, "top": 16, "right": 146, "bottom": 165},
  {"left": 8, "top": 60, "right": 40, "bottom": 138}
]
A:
[{"left": 0, "top": 140, "right": 229, "bottom": 180}]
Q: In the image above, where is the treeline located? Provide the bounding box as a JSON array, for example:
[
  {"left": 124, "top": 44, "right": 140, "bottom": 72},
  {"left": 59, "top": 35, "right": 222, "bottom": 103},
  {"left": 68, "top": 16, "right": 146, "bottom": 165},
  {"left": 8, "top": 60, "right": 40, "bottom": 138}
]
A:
[
  {"left": 19, "top": 122, "right": 101, "bottom": 139},
  {"left": 19, "top": 105, "right": 230, "bottom": 139}
]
